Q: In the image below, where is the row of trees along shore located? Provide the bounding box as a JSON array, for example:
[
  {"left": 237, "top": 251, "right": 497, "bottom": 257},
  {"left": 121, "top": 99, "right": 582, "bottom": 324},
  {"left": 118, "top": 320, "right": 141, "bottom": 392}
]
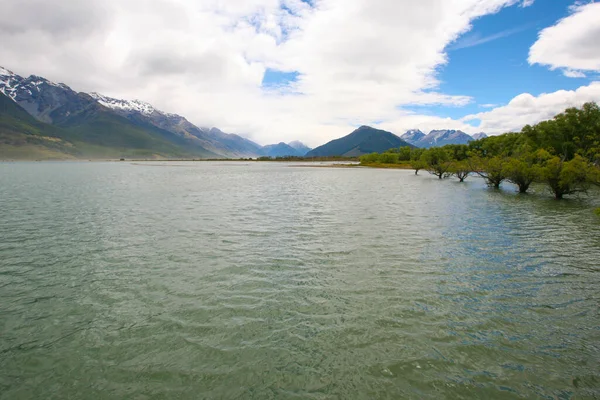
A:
[{"left": 359, "top": 102, "right": 600, "bottom": 199}]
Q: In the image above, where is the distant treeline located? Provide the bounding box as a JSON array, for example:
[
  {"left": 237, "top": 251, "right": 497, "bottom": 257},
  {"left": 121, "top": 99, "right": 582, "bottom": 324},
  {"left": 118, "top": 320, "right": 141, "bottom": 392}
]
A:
[
  {"left": 254, "top": 155, "right": 358, "bottom": 162},
  {"left": 360, "top": 102, "right": 600, "bottom": 199}
]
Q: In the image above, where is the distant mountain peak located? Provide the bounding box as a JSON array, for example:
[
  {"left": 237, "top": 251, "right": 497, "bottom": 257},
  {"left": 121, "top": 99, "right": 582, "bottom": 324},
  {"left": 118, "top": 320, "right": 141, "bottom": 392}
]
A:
[
  {"left": 0, "top": 66, "right": 268, "bottom": 159},
  {"left": 400, "top": 129, "right": 426, "bottom": 145},
  {"left": 307, "top": 125, "right": 412, "bottom": 157},
  {"left": 287, "top": 140, "right": 312, "bottom": 156},
  {"left": 415, "top": 129, "right": 473, "bottom": 148},
  {"left": 90, "top": 92, "right": 156, "bottom": 115},
  {"left": 471, "top": 132, "right": 488, "bottom": 140},
  {"left": 0, "top": 66, "right": 15, "bottom": 77}
]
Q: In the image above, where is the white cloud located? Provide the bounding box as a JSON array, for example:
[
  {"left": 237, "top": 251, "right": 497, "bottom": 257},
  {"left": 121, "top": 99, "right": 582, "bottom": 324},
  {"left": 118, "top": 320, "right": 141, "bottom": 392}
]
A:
[
  {"left": 462, "top": 82, "right": 600, "bottom": 134},
  {"left": 520, "top": 0, "right": 534, "bottom": 7},
  {"left": 0, "top": 0, "right": 557, "bottom": 146},
  {"left": 563, "top": 69, "right": 586, "bottom": 79},
  {"left": 529, "top": 2, "right": 600, "bottom": 77}
]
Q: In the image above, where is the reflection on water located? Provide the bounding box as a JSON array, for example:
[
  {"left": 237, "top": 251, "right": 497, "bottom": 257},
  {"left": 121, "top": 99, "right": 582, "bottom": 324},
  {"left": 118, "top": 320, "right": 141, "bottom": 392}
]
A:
[{"left": 0, "top": 161, "right": 599, "bottom": 399}]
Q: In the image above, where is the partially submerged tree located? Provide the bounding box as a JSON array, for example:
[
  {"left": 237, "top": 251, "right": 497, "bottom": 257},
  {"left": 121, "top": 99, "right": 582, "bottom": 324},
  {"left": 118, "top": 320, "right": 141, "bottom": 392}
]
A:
[
  {"left": 471, "top": 156, "right": 506, "bottom": 188},
  {"left": 412, "top": 159, "right": 426, "bottom": 175},
  {"left": 421, "top": 148, "right": 452, "bottom": 179},
  {"left": 450, "top": 161, "right": 471, "bottom": 182},
  {"left": 539, "top": 153, "right": 592, "bottom": 199},
  {"left": 502, "top": 150, "right": 541, "bottom": 193},
  {"left": 502, "top": 158, "right": 538, "bottom": 193},
  {"left": 410, "top": 148, "right": 426, "bottom": 175}
]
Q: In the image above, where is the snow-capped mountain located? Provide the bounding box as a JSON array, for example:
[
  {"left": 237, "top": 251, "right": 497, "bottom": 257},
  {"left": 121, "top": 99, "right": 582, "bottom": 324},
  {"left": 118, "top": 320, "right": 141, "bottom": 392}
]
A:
[
  {"left": 90, "top": 92, "right": 157, "bottom": 116},
  {"left": 399, "top": 127, "right": 488, "bottom": 148},
  {"left": 400, "top": 129, "right": 426, "bottom": 146},
  {"left": 418, "top": 129, "right": 474, "bottom": 148},
  {"left": 0, "top": 65, "right": 265, "bottom": 158},
  {"left": 0, "top": 67, "right": 97, "bottom": 124},
  {"left": 82, "top": 92, "right": 263, "bottom": 157}
]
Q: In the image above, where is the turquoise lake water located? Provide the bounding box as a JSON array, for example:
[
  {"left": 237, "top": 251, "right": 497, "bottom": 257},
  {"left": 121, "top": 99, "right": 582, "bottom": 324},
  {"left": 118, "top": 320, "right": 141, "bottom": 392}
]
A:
[{"left": 1, "top": 161, "right": 599, "bottom": 399}]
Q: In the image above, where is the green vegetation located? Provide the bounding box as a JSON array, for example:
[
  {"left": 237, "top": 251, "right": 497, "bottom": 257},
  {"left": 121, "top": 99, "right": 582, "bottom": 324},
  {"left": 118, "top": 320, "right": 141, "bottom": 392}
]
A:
[
  {"left": 255, "top": 155, "right": 358, "bottom": 162},
  {"left": 0, "top": 92, "right": 217, "bottom": 160},
  {"left": 360, "top": 102, "right": 600, "bottom": 200}
]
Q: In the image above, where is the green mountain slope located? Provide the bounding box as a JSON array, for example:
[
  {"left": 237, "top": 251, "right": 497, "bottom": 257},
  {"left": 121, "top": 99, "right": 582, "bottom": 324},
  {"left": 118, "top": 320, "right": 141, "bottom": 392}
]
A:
[
  {"left": 306, "top": 126, "right": 413, "bottom": 157},
  {"left": 56, "top": 103, "right": 218, "bottom": 158},
  {"left": 0, "top": 92, "right": 78, "bottom": 159},
  {"left": 0, "top": 92, "right": 219, "bottom": 159}
]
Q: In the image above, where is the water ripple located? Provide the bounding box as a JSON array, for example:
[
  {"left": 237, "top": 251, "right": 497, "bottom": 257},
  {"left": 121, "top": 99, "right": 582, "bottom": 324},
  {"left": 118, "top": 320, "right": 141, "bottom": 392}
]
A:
[{"left": 0, "top": 162, "right": 599, "bottom": 399}]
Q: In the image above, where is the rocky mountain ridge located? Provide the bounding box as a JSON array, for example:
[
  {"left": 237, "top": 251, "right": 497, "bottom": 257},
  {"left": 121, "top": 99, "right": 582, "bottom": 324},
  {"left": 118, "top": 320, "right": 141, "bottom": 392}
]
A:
[
  {"left": 401, "top": 129, "right": 487, "bottom": 148},
  {"left": 1, "top": 66, "right": 312, "bottom": 159}
]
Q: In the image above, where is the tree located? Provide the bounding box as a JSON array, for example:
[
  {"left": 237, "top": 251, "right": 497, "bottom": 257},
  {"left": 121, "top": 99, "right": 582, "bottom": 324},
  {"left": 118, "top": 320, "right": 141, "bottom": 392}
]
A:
[
  {"left": 412, "top": 159, "right": 426, "bottom": 175},
  {"left": 359, "top": 152, "right": 380, "bottom": 164},
  {"left": 410, "top": 148, "right": 426, "bottom": 175},
  {"left": 398, "top": 146, "right": 413, "bottom": 161},
  {"left": 449, "top": 160, "right": 471, "bottom": 182},
  {"left": 421, "top": 148, "right": 452, "bottom": 179},
  {"left": 502, "top": 153, "right": 539, "bottom": 193},
  {"left": 444, "top": 144, "right": 470, "bottom": 161},
  {"left": 379, "top": 152, "right": 399, "bottom": 164},
  {"left": 539, "top": 154, "right": 592, "bottom": 199},
  {"left": 471, "top": 156, "right": 506, "bottom": 188}
]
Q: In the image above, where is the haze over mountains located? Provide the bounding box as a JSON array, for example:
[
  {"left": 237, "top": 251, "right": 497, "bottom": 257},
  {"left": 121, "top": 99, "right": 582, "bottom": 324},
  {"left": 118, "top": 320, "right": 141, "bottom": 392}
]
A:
[
  {"left": 0, "top": 67, "right": 311, "bottom": 159},
  {"left": 1, "top": 66, "right": 490, "bottom": 159}
]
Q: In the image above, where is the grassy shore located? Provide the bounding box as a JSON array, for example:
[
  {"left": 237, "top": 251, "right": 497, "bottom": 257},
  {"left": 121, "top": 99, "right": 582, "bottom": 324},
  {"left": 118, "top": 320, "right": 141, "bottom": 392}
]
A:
[{"left": 357, "top": 162, "right": 413, "bottom": 169}]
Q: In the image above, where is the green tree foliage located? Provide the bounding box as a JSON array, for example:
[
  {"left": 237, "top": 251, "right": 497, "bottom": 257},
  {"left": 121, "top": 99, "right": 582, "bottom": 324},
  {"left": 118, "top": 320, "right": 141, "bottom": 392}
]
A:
[
  {"left": 522, "top": 102, "right": 600, "bottom": 162},
  {"left": 471, "top": 156, "right": 506, "bottom": 188},
  {"left": 358, "top": 102, "right": 600, "bottom": 200},
  {"left": 398, "top": 146, "right": 413, "bottom": 161},
  {"left": 449, "top": 160, "right": 471, "bottom": 182},
  {"left": 502, "top": 151, "right": 540, "bottom": 193},
  {"left": 539, "top": 153, "right": 593, "bottom": 199},
  {"left": 359, "top": 152, "right": 381, "bottom": 164},
  {"left": 379, "top": 152, "right": 399, "bottom": 164},
  {"left": 421, "top": 147, "right": 452, "bottom": 179},
  {"left": 444, "top": 144, "right": 470, "bottom": 161}
]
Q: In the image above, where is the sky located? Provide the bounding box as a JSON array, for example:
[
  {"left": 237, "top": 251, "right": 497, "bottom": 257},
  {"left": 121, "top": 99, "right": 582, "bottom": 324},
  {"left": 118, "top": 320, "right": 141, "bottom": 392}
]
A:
[{"left": 0, "top": 0, "right": 599, "bottom": 147}]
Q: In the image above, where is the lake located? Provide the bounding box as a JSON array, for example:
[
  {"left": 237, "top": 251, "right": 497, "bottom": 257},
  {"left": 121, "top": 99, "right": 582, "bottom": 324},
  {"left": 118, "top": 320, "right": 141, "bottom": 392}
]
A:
[{"left": 1, "top": 161, "right": 599, "bottom": 399}]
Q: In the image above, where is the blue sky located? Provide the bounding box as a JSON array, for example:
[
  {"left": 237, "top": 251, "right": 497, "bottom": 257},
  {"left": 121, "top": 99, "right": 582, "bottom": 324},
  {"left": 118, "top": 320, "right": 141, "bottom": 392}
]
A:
[{"left": 408, "top": 1, "right": 594, "bottom": 121}]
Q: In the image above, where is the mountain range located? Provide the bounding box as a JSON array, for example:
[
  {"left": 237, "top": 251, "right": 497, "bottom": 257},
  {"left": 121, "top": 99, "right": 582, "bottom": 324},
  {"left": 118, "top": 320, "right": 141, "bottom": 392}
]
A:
[
  {"left": 0, "top": 66, "right": 311, "bottom": 159},
  {"left": 400, "top": 129, "right": 487, "bottom": 148},
  {"left": 1, "top": 66, "right": 489, "bottom": 160}
]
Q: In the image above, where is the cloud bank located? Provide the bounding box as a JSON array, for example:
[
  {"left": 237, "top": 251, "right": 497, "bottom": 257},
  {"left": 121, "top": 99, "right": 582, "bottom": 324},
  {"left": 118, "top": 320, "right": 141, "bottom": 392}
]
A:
[{"left": 0, "top": 0, "right": 596, "bottom": 145}]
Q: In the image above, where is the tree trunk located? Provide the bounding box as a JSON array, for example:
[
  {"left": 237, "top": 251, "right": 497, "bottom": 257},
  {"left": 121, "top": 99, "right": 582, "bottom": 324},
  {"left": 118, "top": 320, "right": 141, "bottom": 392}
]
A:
[{"left": 518, "top": 183, "right": 529, "bottom": 193}]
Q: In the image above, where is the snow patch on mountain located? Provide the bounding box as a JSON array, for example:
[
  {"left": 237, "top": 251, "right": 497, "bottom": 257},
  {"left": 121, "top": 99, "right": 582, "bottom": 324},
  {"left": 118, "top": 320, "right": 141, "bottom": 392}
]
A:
[
  {"left": 90, "top": 92, "right": 156, "bottom": 115},
  {"left": 0, "top": 66, "right": 20, "bottom": 100},
  {"left": 0, "top": 66, "right": 15, "bottom": 77},
  {"left": 400, "top": 129, "right": 426, "bottom": 145}
]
